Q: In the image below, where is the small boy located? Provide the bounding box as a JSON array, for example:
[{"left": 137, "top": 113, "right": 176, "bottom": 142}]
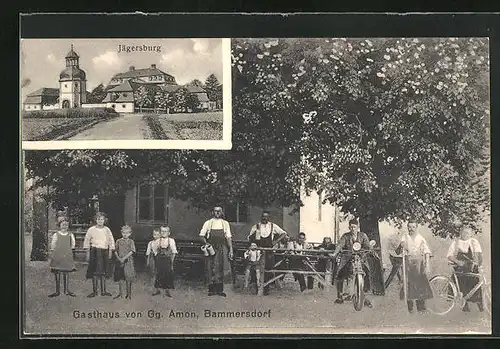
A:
[{"left": 244, "top": 243, "right": 262, "bottom": 290}]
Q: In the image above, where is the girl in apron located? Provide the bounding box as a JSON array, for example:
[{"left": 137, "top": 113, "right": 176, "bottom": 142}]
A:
[
  {"left": 200, "top": 207, "right": 233, "bottom": 296},
  {"left": 48, "top": 217, "right": 76, "bottom": 297}
]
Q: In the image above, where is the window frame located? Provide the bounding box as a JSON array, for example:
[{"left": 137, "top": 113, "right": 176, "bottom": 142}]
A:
[
  {"left": 225, "top": 202, "right": 248, "bottom": 224},
  {"left": 136, "top": 183, "right": 170, "bottom": 224}
]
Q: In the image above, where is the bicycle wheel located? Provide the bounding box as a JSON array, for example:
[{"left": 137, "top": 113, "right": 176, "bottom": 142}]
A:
[
  {"left": 428, "top": 275, "right": 457, "bottom": 315},
  {"left": 482, "top": 281, "right": 491, "bottom": 316},
  {"left": 353, "top": 273, "right": 364, "bottom": 311}
]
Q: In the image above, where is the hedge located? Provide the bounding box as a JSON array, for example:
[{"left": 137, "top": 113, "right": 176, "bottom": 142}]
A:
[{"left": 22, "top": 107, "right": 119, "bottom": 119}]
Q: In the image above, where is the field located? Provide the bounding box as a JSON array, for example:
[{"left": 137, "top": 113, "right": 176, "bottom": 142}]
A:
[
  {"left": 21, "top": 108, "right": 119, "bottom": 141},
  {"left": 22, "top": 118, "right": 103, "bottom": 141},
  {"left": 155, "top": 111, "right": 223, "bottom": 140}
]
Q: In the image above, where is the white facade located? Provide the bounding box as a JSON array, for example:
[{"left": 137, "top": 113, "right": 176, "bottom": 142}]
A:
[
  {"left": 81, "top": 103, "right": 107, "bottom": 108},
  {"left": 59, "top": 80, "right": 87, "bottom": 109},
  {"left": 299, "top": 190, "right": 338, "bottom": 244},
  {"left": 106, "top": 102, "right": 134, "bottom": 113},
  {"left": 23, "top": 104, "right": 42, "bottom": 111}
]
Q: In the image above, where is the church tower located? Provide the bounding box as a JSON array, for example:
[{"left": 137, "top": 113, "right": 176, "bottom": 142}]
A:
[{"left": 59, "top": 45, "right": 87, "bottom": 109}]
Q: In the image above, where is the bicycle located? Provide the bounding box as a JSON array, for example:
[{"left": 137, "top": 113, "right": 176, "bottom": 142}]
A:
[{"left": 427, "top": 262, "right": 491, "bottom": 316}]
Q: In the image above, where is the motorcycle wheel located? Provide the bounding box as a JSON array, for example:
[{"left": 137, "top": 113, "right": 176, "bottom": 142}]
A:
[{"left": 353, "top": 273, "right": 364, "bottom": 311}]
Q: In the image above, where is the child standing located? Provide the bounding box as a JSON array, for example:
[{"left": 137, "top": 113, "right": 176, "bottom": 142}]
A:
[
  {"left": 83, "top": 212, "right": 115, "bottom": 298},
  {"left": 152, "top": 226, "right": 177, "bottom": 297},
  {"left": 244, "top": 242, "right": 262, "bottom": 290},
  {"left": 113, "top": 225, "right": 136, "bottom": 299},
  {"left": 48, "top": 217, "right": 76, "bottom": 297},
  {"left": 145, "top": 229, "right": 161, "bottom": 293}
]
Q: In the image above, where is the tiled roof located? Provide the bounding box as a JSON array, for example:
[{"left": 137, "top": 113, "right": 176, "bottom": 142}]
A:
[
  {"left": 107, "top": 80, "right": 136, "bottom": 92},
  {"left": 24, "top": 96, "right": 42, "bottom": 104},
  {"left": 112, "top": 67, "right": 175, "bottom": 80},
  {"left": 26, "top": 88, "right": 60, "bottom": 97},
  {"left": 60, "top": 66, "right": 86, "bottom": 81}
]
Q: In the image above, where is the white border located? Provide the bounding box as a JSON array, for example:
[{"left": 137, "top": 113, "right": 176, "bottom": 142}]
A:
[{"left": 21, "top": 38, "right": 232, "bottom": 150}]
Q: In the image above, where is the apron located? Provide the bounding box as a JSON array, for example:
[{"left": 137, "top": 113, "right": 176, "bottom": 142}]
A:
[
  {"left": 207, "top": 228, "right": 226, "bottom": 284},
  {"left": 453, "top": 247, "right": 482, "bottom": 303},
  {"left": 155, "top": 239, "right": 175, "bottom": 289},
  {"left": 400, "top": 256, "right": 433, "bottom": 301},
  {"left": 50, "top": 232, "right": 76, "bottom": 272}
]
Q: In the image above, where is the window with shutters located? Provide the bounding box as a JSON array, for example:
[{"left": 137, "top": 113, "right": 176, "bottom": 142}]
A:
[{"left": 136, "top": 183, "right": 169, "bottom": 223}]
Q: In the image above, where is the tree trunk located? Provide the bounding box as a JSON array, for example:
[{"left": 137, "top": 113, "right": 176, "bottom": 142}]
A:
[
  {"left": 30, "top": 194, "right": 49, "bottom": 261},
  {"left": 359, "top": 213, "right": 385, "bottom": 295}
]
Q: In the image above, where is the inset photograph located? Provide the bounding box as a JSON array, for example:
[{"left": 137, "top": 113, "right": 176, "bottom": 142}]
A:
[{"left": 21, "top": 38, "right": 231, "bottom": 149}]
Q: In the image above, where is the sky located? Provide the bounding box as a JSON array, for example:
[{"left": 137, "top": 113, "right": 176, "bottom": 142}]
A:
[{"left": 20, "top": 38, "right": 223, "bottom": 99}]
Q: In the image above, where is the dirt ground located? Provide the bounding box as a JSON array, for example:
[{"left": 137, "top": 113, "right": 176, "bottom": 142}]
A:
[{"left": 22, "top": 235, "right": 490, "bottom": 335}]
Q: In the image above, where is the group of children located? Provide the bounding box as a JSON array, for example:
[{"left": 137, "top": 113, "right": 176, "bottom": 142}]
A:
[{"left": 48, "top": 212, "right": 177, "bottom": 299}]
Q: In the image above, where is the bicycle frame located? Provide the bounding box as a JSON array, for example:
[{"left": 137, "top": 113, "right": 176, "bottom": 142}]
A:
[{"left": 451, "top": 269, "right": 486, "bottom": 305}]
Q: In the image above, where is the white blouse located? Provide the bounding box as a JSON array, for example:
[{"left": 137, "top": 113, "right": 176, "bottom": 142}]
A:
[
  {"left": 247, "top": 222, "right": 287, "bottom": 239},
  {"left": 83, "top": 226, "right": 115, "bottom": 250},
  {"left": 446, "top": 238, "right": 482, "bottom": 259}
]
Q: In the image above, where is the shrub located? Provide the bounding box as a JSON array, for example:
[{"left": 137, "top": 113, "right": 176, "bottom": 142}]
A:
[{"left": 22, "top": 108, "right": 119, "bottom": 119}]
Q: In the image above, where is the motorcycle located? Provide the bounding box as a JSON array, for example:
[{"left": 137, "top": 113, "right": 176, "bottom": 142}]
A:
[{"left": 346, "top": 240, "right": 379, "bottom": 311}]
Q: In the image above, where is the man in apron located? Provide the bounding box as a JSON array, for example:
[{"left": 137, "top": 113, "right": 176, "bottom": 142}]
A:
[
  {"left": 247, "top": 211, "right": 288, "bottom": 295},
  {"left": 200, "top": 206, "right": 233, "bottom": 297}
]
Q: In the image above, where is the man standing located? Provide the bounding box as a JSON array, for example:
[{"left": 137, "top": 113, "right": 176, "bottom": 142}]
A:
[
  {"left": 331, "top": 218, "right": 373, "bottom": 307},
  {"left": 384, "top": 229, "right": 404, "bottom": 290},
  {"left": 247, "top": 210, "right": 288, "bottom": 295},
  {"left": 397, "top": 219, "right": 432, "bottom": 314},
  {"left": 200, "top": 206, "right": 234, "bottom": 297}
]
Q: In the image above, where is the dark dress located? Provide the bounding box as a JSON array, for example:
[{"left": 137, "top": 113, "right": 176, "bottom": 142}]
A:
[
  {"left": 113, "top": 238, "right": 136, "bottom": 282},
  {"left": 50, "top": 232, "right": 76, "bottom": 273},
  {"left": 86, "top": 248, "right": 111, "bottom": 279}
]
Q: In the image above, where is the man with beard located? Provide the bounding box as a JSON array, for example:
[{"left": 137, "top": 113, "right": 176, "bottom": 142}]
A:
[{"left": 247, "top": 211, "right": 288, "bottom": 295}]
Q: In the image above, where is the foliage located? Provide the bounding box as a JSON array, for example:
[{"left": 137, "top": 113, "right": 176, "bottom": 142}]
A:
[
  {"left": 231, "top": 38, "right": 490, "bottom": 237},
  {"left": 188, "top": 79, "right": 205, "bottom": 88},
  {"left": 205, "top": 74, "right": 222, "bottom": 103},
  {"left": 24, "top": 38, "right": 490, "bottom": 239},
  {"left": 185, "top": 92, "right": 200, "bottom": 112},
  {"left": 134, "top": 85, "right": 151, "bottom": 111},
  {"left": 88, "top": 84, "right": 107, "bottom": 103}
]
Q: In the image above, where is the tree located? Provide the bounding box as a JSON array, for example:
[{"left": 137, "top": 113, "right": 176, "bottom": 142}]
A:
[
  {"left": 186, "top": 92, "right": 200, "bottom": 112},
  {"left": 134, "top": 85, "right": 150, "bottom": 112},
  {"left": 173, "top": 87, "right": 189, "bottom": 112},
  {"left": 205, "top": 74, "right": 221, "bottom": 102},
  {"left": 231, "top": 38, "right": 490, "bottom": 240},
  {"left": 188, "top": 79, "right": 204, "bottom": 88},
  {"left": 88, "top": 84, "right": 107, "bottom": 103}
]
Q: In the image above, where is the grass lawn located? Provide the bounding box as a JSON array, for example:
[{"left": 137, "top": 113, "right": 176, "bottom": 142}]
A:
[
  {"left": 154, "top": 111, "right": 223, "bottom": 140},
  {"left": 22, "top": 118, "right": 103, "bottom": 141}
]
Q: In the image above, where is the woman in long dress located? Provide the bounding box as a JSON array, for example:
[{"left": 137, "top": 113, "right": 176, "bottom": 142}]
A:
[{"left": 447, "top": 226, "right": 484, "bottom": 312}]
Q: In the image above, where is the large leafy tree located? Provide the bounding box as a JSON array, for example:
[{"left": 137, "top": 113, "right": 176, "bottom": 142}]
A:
[
  {"left": 231, "top": 38, "right": 490, "bottom": 240},
  {"left": 88, "top": 83, "right": 107, "bottom": 103}
]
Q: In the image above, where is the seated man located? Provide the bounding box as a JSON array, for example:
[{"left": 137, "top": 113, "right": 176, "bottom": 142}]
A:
[
  {"left": 315, "top": 237, "right": 335, "bottom": 289},
  {"left": 289, "top": 232, "right": 314, "bottom": 292},
  {"left": 331, "top": 218, "right": 373, "bottom": 307}
]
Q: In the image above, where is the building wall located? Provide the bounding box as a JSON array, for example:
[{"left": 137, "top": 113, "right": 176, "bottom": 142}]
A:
[
  {"left": 299, "top": 191, "right": 337, "bottom": 244},
  {"left": 24, "top": 104, "right": 42, "bottom": 111},
  {"left": 122, "top": 186, "right": 284, "bottom": 242},
  {"left": 59, "top": 80, "right": 86, "bottom": 108},
  {"left": 42, "top": 104, "right": 59, "bottom": 110},
  {"left": 82, "top": 103, "right": 107, "bottom": 108},
  {"left": 106, "top": 102, "right": 134, "bottom": 113}
]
